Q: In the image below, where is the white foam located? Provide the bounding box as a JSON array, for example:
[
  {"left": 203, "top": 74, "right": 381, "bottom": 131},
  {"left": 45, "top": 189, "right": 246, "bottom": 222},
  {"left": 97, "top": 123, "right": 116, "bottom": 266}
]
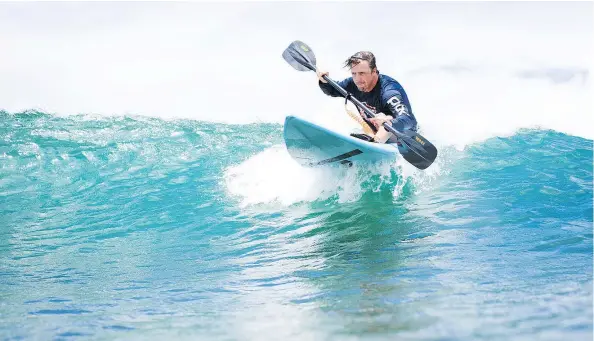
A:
[
  {"left": 224, "top": 144, "right": 421, "bottom": 207},
  {"left": 222, "top": 134, "right": 457, "bottom": 207}
]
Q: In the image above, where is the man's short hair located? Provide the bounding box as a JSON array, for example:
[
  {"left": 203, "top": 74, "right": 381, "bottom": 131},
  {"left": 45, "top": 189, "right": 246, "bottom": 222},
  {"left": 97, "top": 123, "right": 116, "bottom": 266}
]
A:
[{"left": 344, "top": 51, "right": 377, "bottom": 71}]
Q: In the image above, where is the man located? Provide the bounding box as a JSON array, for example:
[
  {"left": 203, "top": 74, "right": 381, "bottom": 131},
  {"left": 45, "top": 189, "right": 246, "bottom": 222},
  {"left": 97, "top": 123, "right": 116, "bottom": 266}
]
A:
[{"left": 317, "top": 51, "right": 417, "bottom": 143}]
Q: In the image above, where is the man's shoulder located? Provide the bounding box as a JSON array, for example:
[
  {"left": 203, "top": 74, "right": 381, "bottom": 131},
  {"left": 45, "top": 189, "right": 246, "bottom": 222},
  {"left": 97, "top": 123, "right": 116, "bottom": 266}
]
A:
[
  {"left": 341, "top": 77, "right": 355, "bottom": 85},
  {"left": 379, "top": 74, "right": 407, "bottom": 98},
  {"left": 379, "top": 74, "right": 402, "bottom": 90}
]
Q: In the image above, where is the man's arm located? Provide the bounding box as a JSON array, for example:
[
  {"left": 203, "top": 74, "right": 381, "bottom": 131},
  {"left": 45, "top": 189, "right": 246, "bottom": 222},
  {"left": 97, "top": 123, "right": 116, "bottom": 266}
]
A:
[
  {"left": 383, "top": 90, "right": 411, "bottom": 118},
  {"left": 316, "top": 72, "right": 353, "bottom": 98}
]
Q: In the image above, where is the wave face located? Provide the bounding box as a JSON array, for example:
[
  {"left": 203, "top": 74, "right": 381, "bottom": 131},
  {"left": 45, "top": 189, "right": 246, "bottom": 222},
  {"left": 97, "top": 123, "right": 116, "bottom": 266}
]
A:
[{"left": 1, "top": 111, "right": 592, "bottom": 340}]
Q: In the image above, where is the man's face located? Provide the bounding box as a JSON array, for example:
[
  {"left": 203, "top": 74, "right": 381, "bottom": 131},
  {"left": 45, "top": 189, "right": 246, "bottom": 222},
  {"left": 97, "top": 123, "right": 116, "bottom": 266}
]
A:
[{"left": 351, "top": 60, "right": 378, "bottom": 92}]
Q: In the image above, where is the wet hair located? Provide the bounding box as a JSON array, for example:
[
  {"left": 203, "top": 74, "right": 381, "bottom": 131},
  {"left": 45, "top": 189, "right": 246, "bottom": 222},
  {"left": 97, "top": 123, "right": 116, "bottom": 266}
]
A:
[{"left": 343, "top": 51, "right": 377, "bottom": 72}]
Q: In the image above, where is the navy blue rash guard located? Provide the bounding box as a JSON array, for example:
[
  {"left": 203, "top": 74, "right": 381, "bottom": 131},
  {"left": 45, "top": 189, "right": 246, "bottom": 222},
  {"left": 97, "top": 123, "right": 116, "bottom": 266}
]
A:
[{"left": 319, "top": 74, "right": 417, "bottom": 133}]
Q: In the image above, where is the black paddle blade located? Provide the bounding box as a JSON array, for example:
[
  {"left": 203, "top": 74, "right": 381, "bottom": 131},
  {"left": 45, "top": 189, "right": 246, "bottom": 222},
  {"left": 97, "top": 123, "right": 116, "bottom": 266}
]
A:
[
  {"left": 396, "top": 130, "right": 438, "bottom": 170},
  {"left": 282, "top": 41, "right": 317, "bottom": 72}
]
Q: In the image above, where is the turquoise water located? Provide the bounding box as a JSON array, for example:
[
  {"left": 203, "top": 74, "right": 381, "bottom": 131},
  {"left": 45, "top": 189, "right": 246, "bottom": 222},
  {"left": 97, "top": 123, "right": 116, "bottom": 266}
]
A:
[{"left": 1, "top": 111, "right": 592, "bottom": 340}]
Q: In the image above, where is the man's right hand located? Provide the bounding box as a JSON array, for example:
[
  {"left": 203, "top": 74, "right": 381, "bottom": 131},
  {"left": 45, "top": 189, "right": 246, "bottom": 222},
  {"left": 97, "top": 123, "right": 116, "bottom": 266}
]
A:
[
  {"left": 317, "top": 70, "right": 329, "bottom": 83},
  {"left": 369, "top": 114, "right": 394, "bottom": 128}
]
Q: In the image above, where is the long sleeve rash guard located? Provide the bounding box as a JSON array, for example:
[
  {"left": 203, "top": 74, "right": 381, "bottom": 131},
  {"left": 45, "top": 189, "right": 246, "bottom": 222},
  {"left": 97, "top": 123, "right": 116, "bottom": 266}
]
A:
[{"left": 319, "top": 74, "right": 417, "bottom": 131}]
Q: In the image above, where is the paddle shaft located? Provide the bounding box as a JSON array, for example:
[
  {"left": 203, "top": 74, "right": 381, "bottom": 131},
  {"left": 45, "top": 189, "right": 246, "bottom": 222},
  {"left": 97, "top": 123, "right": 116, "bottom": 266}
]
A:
[
  {"left": 319, "top": 74, "right": 409, "bottom": 140},
  {"left": 298, "top": 57, "right": 375, "bottom": 118}
]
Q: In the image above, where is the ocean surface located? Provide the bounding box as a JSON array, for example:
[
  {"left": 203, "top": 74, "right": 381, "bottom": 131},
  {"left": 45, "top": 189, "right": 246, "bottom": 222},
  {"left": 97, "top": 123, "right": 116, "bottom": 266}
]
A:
[{"left": 1, "top": 110, "right": 592, "bottom": 340}]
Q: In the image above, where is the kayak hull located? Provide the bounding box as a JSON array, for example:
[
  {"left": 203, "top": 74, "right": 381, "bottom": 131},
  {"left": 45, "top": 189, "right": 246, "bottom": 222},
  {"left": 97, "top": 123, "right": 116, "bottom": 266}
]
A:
[{"left": 283, "top": 115, "right": 399, "bottom": 167}]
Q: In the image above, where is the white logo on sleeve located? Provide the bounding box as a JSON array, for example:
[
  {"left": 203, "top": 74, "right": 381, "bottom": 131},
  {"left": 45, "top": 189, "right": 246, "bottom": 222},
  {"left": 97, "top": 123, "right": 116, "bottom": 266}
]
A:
[{"left": 387, "top": 95, "right": 409, "bottom": 116}]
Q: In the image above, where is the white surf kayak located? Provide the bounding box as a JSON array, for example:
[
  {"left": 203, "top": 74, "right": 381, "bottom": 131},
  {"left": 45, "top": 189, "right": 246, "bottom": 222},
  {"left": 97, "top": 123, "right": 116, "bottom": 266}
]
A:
[{"left": 283, "top": 115, "right": 400, "bottom": 167}]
